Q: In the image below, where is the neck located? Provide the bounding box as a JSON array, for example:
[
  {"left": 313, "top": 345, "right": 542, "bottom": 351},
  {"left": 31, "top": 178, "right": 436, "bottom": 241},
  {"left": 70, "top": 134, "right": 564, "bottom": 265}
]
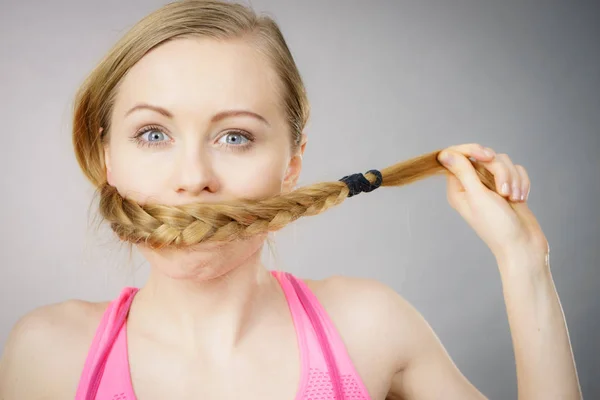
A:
[{"left": 129, "top": 240, "right": 282, "bottom": 355}]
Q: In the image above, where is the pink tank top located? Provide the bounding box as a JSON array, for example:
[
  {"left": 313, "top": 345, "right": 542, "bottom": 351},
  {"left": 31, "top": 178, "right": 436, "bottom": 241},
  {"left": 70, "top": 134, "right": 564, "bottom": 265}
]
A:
[{"left": 75, "top": 271, "right": 372, "bottom": 400}]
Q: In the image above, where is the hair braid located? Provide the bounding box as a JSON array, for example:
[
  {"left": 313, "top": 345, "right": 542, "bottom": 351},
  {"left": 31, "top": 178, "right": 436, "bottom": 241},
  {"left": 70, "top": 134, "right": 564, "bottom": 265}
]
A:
[{"left": 98, "top": 150, "right": 496, "bottom": 249}]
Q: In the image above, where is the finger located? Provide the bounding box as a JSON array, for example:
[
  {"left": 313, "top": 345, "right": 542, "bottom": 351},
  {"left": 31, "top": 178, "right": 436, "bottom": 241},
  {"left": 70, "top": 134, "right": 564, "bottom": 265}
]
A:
[
  {"left": 446, "top": 143, "right": 496, "bottom": 163},
  {"left": 495, "top": 153, "right": 521, "bottom": 202},
  {"left": 438, "top": 150, "right": 486, "bottom": 194},
  {"left": 473, "top": 156, "right": 512, "bottom": 197},
  {"left": 515, "top": 164, "right": 531, "bottom": 201}
]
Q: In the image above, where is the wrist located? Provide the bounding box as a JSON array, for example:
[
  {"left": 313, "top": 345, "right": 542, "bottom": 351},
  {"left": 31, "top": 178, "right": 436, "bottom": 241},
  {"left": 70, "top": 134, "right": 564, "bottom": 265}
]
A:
[{"left": 495, "top": 247, "right": 551, "bottom": 279}]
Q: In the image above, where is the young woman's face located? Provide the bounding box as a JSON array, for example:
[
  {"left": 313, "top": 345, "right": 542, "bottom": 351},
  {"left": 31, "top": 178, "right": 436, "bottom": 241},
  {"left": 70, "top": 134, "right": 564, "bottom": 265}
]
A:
[{"left": 103, "top": 37, "right": 306, "bottom": 277}]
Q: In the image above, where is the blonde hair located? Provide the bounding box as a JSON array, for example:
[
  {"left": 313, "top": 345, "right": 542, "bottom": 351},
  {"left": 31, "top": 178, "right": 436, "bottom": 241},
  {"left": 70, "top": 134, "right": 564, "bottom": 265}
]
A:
[{"left": 73, "top": 0, "right": 495, "bottom": 250}]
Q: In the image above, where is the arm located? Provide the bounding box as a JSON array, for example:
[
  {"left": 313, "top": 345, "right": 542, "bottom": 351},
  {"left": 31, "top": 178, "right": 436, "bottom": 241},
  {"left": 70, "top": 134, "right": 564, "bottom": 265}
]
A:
[
  {"left": 496, "top": 252, "right": 581, "bottom": 399},
  {"left": 387, "top": 256, "right": 582, "bottom": 399},
  {"left": 383, "top": 288, "right": 488, "bottom": 400}
]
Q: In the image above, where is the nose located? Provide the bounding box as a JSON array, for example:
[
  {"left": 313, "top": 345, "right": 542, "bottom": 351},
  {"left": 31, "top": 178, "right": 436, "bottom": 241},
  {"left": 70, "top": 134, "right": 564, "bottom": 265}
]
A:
[{"left": 173, "top": 148, "right": 219, "bottom": 198}]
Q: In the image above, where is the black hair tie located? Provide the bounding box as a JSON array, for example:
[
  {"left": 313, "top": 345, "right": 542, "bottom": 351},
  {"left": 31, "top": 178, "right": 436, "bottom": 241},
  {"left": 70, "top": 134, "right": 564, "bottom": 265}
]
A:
[{"left": 339, "top": 169, "right": 383, "bottom": 198}]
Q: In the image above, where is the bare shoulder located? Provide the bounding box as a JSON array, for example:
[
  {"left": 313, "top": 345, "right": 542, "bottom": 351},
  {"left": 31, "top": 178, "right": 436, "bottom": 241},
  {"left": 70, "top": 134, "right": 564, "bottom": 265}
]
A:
[
  {"left": 303, "top": 275, "right": 426, "bottom": 398},
  {"left": 304, "top": 275, "right": 424, "bottom": 362},
  {"left": 0, "top": 298, "right": 109, "bottom": 399},
  {"left": 304, "top": 275, "right": 486, "bottom": 400}
]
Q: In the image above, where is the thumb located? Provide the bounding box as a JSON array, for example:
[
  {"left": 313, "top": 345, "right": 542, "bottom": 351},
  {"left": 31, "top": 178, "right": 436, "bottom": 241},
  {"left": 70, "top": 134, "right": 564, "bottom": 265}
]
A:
[{"left": 438, "top": 150, "right": 486, "bottom": 195}]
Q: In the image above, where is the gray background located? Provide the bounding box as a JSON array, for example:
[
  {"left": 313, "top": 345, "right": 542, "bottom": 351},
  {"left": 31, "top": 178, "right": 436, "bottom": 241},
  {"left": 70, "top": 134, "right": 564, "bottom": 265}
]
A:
[{"left": 1, "top": 0, "right": 598, "bottom": 398}]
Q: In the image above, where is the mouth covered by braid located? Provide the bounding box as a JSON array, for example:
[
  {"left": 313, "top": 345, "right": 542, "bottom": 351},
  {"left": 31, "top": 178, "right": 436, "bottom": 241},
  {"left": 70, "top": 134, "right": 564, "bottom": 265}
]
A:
[{"left": 98, "top": 150, "right": 497, "bottom": 250}]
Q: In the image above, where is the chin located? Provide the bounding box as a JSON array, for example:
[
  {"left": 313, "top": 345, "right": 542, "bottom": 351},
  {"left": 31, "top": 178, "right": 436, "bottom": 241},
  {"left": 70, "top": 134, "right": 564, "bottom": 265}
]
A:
[{"left": 139, "top": 234, "right": 267, "bottom": 281}]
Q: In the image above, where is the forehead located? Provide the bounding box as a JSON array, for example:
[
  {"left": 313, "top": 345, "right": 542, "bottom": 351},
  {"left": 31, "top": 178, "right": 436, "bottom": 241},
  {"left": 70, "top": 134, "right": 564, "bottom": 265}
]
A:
[{"left": 113, "top": 37, "right": 282, "bottom": 118}]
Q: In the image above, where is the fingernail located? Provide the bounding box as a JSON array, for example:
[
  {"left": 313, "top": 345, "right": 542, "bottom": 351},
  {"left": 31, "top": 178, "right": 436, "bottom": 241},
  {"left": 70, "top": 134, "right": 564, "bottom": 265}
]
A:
[
  {"left": 484, "top": 147, "right": 495, "bottom": 157},
  {"left": 501, "top": 182, "right": 510, "bottom": 195}
]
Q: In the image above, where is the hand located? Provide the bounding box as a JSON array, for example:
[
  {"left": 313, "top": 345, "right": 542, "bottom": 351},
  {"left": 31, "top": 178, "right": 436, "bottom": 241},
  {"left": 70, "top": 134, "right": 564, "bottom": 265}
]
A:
[{"left": 437, "top": 144, "right": 549, "bottom": 265}]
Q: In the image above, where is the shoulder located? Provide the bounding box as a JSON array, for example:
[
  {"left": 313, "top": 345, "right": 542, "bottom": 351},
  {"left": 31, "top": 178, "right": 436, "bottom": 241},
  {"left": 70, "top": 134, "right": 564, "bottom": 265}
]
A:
[
  {"left": 304, "top": 275, "right": 485, "bottom": 400},
  {"left": 304, "top": 275, "right": 431, "bottom": 397},
  {"left": 305, "top": 275, "right": 427, "bottom": 368},
  {"left": 0, "top": 299, "right": 109, "bottom": 399}
]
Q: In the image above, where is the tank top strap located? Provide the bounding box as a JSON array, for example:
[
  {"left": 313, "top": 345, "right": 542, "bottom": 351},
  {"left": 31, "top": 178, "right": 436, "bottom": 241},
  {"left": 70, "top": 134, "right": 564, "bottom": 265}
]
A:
[
  {"left": 286, "top": 272, "right": 345, "bottom": 399},
  {"left": 75, "top": 287, "right": 139, "bottom": 400},
  {"left": 271, "top": 271, "right": 372, "bottom": 400}
]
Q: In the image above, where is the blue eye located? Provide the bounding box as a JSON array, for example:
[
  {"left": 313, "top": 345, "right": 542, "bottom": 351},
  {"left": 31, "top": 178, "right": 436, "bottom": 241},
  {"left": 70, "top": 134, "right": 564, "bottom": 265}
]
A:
[
  {"left": 221, "top": 132, "right": 250, "bottom": 146},
  {"left": 132, "top": 125, "right": 171, "bottom": 148},
  {"left": 217, "top": 130, "right": 255, "bottom": 152},
  {"left": 144, "top": 130, "right": 167, "bottom": 142}
]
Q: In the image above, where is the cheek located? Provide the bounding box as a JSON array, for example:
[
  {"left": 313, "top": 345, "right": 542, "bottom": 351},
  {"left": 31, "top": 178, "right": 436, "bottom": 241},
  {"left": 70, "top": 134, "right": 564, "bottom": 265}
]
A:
[
  {"left": 109, "top": 144, "right": 175, "bottom": 195},
  {"left": 217, "top": 151, "right": 288, "bottom": 199}
]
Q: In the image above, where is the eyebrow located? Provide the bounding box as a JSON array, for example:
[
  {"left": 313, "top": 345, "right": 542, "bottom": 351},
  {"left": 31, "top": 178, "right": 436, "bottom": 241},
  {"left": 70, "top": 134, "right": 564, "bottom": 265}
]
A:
[{"left": 124, "top": 103, "right": 270, "bottom": 127}]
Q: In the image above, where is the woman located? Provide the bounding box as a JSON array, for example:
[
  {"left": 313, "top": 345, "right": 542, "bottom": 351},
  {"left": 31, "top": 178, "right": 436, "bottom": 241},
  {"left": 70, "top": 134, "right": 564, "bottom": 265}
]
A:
[{"left": 0, "top": 1, "right": 581, "bottom": 399}]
